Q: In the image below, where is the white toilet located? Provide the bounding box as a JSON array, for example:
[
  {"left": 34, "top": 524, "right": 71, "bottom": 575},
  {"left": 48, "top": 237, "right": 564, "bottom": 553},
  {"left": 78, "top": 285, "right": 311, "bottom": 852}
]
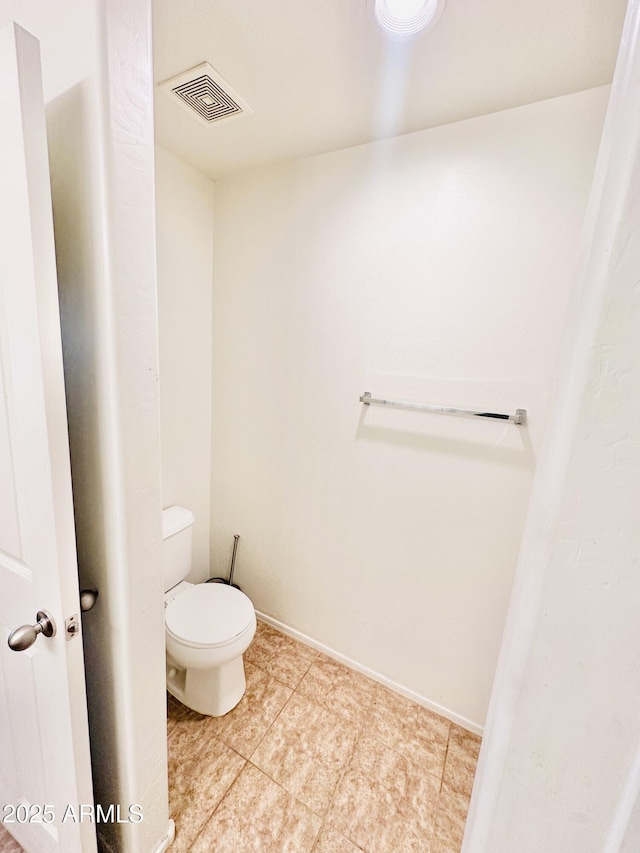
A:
[{"left": 162, "top": 506, "right": 256, "bottom": 716}]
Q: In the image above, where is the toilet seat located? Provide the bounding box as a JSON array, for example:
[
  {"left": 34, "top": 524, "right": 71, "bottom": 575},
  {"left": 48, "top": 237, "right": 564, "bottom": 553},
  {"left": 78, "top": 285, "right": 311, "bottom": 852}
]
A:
[{"left": 165, "top": 583, "right": 254, "bottom": 648}]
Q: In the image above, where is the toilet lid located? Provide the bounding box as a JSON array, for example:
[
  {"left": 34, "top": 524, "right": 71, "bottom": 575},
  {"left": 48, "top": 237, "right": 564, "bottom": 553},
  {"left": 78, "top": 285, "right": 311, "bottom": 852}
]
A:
[{"left": 165, "top": 584, "right": 254, "bottom": 647}]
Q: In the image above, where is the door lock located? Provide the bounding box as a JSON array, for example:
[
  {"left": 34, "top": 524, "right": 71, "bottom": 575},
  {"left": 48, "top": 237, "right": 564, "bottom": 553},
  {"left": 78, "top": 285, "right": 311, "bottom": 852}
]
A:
[{"left": 65, "top": 614, "right": 80, "bottom": 640}]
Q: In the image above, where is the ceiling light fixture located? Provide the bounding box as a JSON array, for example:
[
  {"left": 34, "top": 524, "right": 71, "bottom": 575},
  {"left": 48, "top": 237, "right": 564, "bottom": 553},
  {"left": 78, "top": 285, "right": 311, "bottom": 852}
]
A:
[{"left": 374, "top": 0, "right": 445, "bottom": 38}]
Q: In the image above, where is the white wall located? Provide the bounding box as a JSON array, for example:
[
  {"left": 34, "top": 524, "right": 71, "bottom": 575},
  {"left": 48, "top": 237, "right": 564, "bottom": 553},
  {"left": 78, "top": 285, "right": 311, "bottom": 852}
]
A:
[
  {"left": 464, "top": 0, "right": 640, "bottom": 848},
  {"left": 0, "top": 3, "right": 171, "bottom": 852},
  {"left": 156, "top": 145, "right": 214, "bottom": 582},
  {"left": 210, "top": 87, "right": 608, "bottom": 730}
]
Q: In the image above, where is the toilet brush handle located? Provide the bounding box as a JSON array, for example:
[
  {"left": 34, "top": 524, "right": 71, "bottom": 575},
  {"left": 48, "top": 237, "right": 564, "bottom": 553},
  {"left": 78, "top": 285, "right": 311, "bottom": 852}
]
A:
[{"left": 228, "top": 535, "right": 240, "bottom": 586}]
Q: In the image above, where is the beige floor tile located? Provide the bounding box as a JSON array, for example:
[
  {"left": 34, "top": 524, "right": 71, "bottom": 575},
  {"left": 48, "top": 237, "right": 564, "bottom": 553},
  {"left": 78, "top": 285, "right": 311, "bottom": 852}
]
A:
[
  {"left": 350, "top": 734, "right": 440, "bottom": 834},
  {"left": 191, "top": 763, "right": 321, "bottom": 853},
  {"left": 245, "top": 622, "right": 319, "bottom": 689},
  {"left": 168, "top": 722, "right": 245, "bottom": 852},
  {"left": 167, "top": 661, "right": 292, "bottom": 757},
  {"left": 312, "top": 824, "right": 363, "bottom": 852},
  {"left": 367, "top": 684, "right": 451, "bottom": 778},
  {"left": 326, "top": 734, "right": 440, "bottom": 853},
  {"left": 431, "top": 783, "right": 472, "bottom": 853},
  {"left": 195, "top": 662, "right": 292, "bottom": 758},
  {"left": 0, "top": 826, "right": 23, "bottom": 853},
  {"left": 442, "top": 724, "right": 481, "bottom": 798},
  {"left": 251, "top": 692, "right": 359, "bottom": 816},
  {"left": 167, "top": 702, "right": 207, "bottom": 736},
  {"left": 298, "top": 655, "right": 376, "bottom": 726},
  {"left": 430, "top": 837, "right": 463, "bottom": 853}
]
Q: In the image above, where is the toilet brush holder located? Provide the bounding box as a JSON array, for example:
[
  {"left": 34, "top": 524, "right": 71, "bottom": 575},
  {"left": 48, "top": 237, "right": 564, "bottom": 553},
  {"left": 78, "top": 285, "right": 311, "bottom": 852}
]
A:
[{"left": 207, "top": 534, "right": 241, "bottom": 590}]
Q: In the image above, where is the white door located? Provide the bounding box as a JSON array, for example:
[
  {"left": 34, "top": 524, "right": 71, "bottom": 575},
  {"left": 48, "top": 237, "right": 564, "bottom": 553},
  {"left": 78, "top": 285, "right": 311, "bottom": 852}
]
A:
[{"left": 0, "top": 22, "right": 96, "bottom": 853}]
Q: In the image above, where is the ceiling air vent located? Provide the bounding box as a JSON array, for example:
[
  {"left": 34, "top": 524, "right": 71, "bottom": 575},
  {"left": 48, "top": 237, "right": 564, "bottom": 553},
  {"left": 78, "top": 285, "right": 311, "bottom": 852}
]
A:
[{"left": 159, "top": 62, "right": 253, "bottom": 127}]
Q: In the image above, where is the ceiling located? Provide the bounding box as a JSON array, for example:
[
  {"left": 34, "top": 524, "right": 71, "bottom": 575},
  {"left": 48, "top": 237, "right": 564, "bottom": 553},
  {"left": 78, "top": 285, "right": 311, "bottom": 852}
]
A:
[{"left": 152, "top": 0, "right": 627, "bottom": 181}]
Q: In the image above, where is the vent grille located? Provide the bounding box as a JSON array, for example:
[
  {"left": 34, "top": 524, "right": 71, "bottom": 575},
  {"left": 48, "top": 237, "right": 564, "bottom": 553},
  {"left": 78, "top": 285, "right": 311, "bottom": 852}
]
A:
[
  {"left": 173, "top": 74, "right": 242, "bottom": 123},
  {"left": 159, "top": 62, "right": 253, "bottom": 127}
]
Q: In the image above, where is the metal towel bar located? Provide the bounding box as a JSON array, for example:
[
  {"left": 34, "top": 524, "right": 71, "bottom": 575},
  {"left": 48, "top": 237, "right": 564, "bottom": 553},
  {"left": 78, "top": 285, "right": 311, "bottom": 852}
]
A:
[{"left": 359, "top": 392, "right": 527, "bottom": 425}]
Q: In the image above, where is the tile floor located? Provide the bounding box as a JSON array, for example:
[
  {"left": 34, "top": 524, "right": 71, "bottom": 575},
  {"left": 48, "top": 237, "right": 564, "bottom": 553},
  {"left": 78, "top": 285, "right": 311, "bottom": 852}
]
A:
[
  {"left": 167, "top": 620, "right": 482, "bottom": 852},
  {"left": 0, "top": 621, "right": 481, "bottom": 853}
]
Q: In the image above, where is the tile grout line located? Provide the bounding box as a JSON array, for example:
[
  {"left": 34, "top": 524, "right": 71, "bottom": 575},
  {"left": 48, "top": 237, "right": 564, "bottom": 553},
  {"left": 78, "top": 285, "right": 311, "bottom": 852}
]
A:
[
  {"left": 320, "top": 737, "right": 362, "bottom": 844},
  {"left": 429, "top": 724, "right": 459, "bottom": 853},
  {"left": 440, "top": 723, "right": 454, "bottom": 793},
  {"left": 247, "top": 683, "right": 330, "bottom": 780},
  {"left": 243, "top": 644, "right": 323, "bottom": 762},
  {"left": 169, "top": 725, "right": 247, "bottom": 849},
  {"left": 365, "top": 729, "right": 450, "bottom": 790},
  {"left": 185, "top": 749, "right": 248, "bottom": 852},
  {"left": 318, "top": 693, "right": 374, "bottom": 847},
  {"left": 243, "top": 667, "right": 298, "bottom": 762},
  {"left": 322, "top": 683, "right": 449, "bottom": 851},
  {"left": 366, "top": 683, "right": 453, "bottom": 785},
  {"left": 251, "top": 680, "right": 365, "bottom": 827}
]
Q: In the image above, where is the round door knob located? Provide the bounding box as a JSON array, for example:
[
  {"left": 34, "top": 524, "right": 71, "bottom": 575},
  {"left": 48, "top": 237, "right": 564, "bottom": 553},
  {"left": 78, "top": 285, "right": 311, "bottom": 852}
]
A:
[
  {"left": 8, "top": 611, "right": 56, "bottom": 652},
  {"left": 79, "top": 589, "right": 98, "bottom": 612}
]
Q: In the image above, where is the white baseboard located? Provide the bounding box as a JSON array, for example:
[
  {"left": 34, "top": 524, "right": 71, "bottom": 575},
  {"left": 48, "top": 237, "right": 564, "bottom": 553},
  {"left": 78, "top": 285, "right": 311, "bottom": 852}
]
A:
[{"left": 255, "top": 610, "right": 483, "bottom": 736}]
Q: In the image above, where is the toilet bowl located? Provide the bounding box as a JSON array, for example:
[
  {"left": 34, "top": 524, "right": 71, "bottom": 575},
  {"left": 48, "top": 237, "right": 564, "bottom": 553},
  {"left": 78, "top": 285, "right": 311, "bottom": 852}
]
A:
[
  {"left": 165, "top": 581, "right": 256, "bottom": 716},
  {"left": 162, "top": 506, "right": 256, "bottom": 716}
]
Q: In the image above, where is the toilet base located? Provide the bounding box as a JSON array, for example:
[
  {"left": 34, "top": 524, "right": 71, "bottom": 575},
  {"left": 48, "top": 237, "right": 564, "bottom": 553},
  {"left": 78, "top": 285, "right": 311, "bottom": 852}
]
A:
[{"left": 167, "top": 653, "right": 247, "bottom": 717}]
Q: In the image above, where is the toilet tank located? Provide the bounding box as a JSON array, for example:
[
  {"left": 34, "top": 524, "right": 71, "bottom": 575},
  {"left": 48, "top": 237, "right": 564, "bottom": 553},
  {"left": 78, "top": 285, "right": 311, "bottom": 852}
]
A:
[{"left": 162, "top": 506, "right": 196, "bottom": 592}]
